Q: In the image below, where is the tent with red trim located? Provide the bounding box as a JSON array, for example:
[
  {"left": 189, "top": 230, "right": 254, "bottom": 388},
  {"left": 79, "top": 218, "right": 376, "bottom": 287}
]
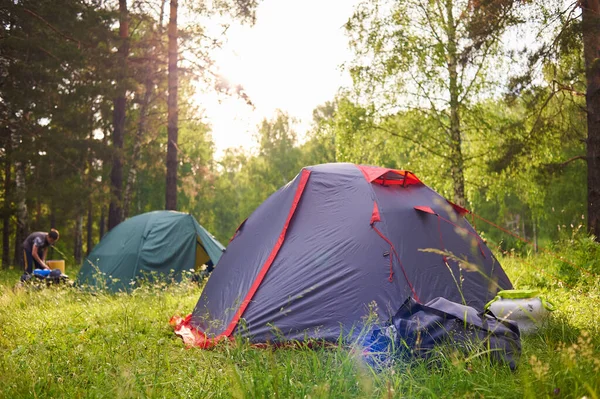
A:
[{"left": 173, "top": 163, "right": 512, "bottom": 347}]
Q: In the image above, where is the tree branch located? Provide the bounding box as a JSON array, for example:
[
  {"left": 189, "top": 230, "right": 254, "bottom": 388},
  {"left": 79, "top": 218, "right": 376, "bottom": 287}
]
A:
[
  {"left": 558, "top": 155, "right": 587, "bottom": 166},
  {"left": 552, "top": 79, "right": 586, "bottom": 97},
  {"left": 458, "top": 38, "right": 497, "bottom": 105},
  {"left": 23, "top": 8, "right": 85, "bottom": 48},
  {"left": 525, "top": 89, "right": 558, "bottom": 141},
  {"left": 416, "top": 2, "right": 446, "bottom": 49},
  {"left": 543, "top": 155, "right": 587, "bottom": 174},
  {"left": 372, "top": 123, "right": 453, "bottom": 160}
]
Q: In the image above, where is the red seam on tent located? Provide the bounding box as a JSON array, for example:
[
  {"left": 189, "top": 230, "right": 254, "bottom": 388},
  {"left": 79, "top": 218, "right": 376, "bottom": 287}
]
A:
[
  {"left": 220, "top": 169, "right": 312, "bottom": 338},
  {"left": 371, "top": 225, "right": 394, "bottom": 282},
  {"left": 371, "top": 224, "right": 420, "bottom": 302},
  {"left": 370, "top": 202, "right": 381, "bottom": 224},
  {"left": 447, "top": 199, "right": 469, "bottom": 216}
]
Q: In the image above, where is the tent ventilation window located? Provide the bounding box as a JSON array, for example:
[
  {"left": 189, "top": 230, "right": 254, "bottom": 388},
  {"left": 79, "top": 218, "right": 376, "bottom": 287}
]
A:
[{"left": 373, "top": 171, "right": 406, "bottom": 186}]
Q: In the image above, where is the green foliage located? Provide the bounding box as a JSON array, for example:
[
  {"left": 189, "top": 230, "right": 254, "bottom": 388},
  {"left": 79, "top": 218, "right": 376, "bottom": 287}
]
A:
[
  {"left": 255, "top": 111, "right": 302, "bottom": 187},
  {"left": 299, "top": 102, "right": 338, "bottom": 166},
  {"left": 333, "top": 98, "right": 377, "bottom": 163},
  {"left": 203, "top": 111, "right": 304, "bottom": 243}
]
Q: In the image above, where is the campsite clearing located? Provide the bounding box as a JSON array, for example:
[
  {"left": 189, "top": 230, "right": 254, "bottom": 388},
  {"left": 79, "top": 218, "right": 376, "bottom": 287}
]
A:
[{"left": 0, "top": 252, "right": 599, "bottom": 398}]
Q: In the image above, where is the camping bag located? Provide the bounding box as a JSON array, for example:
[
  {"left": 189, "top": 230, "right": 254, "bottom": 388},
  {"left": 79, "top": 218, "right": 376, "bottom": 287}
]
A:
[{"left": 367, "top": 297, "right": 521, "bottom": 370}]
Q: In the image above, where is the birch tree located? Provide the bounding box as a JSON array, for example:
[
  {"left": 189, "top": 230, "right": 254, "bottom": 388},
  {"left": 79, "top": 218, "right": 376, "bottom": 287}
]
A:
[{"left": 345, "top": 0, "right": 520, "bottom": 206}]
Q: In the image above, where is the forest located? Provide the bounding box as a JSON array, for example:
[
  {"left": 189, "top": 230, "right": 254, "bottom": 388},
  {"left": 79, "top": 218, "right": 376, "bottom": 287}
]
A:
[
  {"left": 2, "top": 1, "right": 600, "bottom": 398},
  {"left": 1, "top": 0, "right": 599, "bottom": 269}
]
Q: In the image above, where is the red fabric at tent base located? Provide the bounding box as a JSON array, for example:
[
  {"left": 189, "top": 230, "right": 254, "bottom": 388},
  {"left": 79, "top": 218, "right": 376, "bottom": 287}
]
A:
[{"left": 169, "top": 314, "right": 225, "bottom": 348}]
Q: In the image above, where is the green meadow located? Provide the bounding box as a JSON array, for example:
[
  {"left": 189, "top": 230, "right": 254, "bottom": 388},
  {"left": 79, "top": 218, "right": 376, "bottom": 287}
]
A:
[{"left": 1, "top": 244, "right": 599, "bottom": 399}]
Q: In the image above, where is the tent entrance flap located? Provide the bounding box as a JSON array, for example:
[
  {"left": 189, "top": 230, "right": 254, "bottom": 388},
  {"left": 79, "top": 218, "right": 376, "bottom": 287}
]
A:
[{"left": 195, "top": 238, "right": 210, "bottom": 271}]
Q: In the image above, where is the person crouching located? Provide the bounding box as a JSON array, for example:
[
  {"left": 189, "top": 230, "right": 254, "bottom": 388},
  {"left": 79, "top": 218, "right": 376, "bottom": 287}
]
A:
[{"left": 22, "top": 229, "right": 60, "bottom": 274}]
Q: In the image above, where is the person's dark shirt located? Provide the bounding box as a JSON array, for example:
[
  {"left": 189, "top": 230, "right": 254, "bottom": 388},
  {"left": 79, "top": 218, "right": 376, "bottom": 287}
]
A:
[{"left": 22, "top": 232, "right": 51, "bottom": 252}]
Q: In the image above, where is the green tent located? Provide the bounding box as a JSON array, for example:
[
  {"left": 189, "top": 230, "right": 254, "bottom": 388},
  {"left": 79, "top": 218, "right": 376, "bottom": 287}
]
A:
[{"left": 77, "top": 211, "right": 224, "bottom": 291}]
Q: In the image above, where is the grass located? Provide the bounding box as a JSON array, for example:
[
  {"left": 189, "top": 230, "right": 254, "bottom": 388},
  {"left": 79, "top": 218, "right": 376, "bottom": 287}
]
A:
[{"left": 1, "top": 249, "right": 599, "bottom": 398}]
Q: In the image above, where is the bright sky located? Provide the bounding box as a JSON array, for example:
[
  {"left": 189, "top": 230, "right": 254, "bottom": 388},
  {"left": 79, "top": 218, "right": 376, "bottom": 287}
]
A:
[{"left": 196, "top": 0, "right": 360, "bottom": 157}]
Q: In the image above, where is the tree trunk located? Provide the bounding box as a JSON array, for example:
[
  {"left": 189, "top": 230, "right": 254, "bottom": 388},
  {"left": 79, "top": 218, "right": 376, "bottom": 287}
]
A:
[
  {"left": 100, "top": 206, "right": 106, "bottom": 239},
  {"left": 35, "top": 195, "right": 41, "bottom": 227},
  {"left": 33, "top": 162, "right": 41, "bottom": 227},
  {"left": 582, "top": 0, "right": 600, "bottom": 239},
  {"left": 2, "top": 129, "right": 11, "bottom": 269},
  {"left": 165, "top": 0, "right": 179, "bottom": 211},
  {"left": 49, "top": 202, "right": 55, "bottom": 260},
  {"left": 13, "top": 152, "right": 28, "bottom": 269},
  {"left": 74, "top": 211, "right": 83, "bottom": 265},
  {"left": 159, "top": 0, "right": 167, "bottom": 31},
  {"left": 108, "top": 0, "right": 129, "bottom": 230},
  {"left": 85, "top": 108, "right": 95, "bottom": 255},
  {"left": 50, "top": 162, "right": 56, "bottom": 230},
  {"left": 123, "top": 72, "right": 153, "bottom": 218},
  {"left": 533, "top": 217, "right": 538, "bottom": 253},
  {"left": 445, "top": 0, "right": 466, "bottom": 207},
  {"left": 86, "top": 200, "right": 93, "bottom": 256}
]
